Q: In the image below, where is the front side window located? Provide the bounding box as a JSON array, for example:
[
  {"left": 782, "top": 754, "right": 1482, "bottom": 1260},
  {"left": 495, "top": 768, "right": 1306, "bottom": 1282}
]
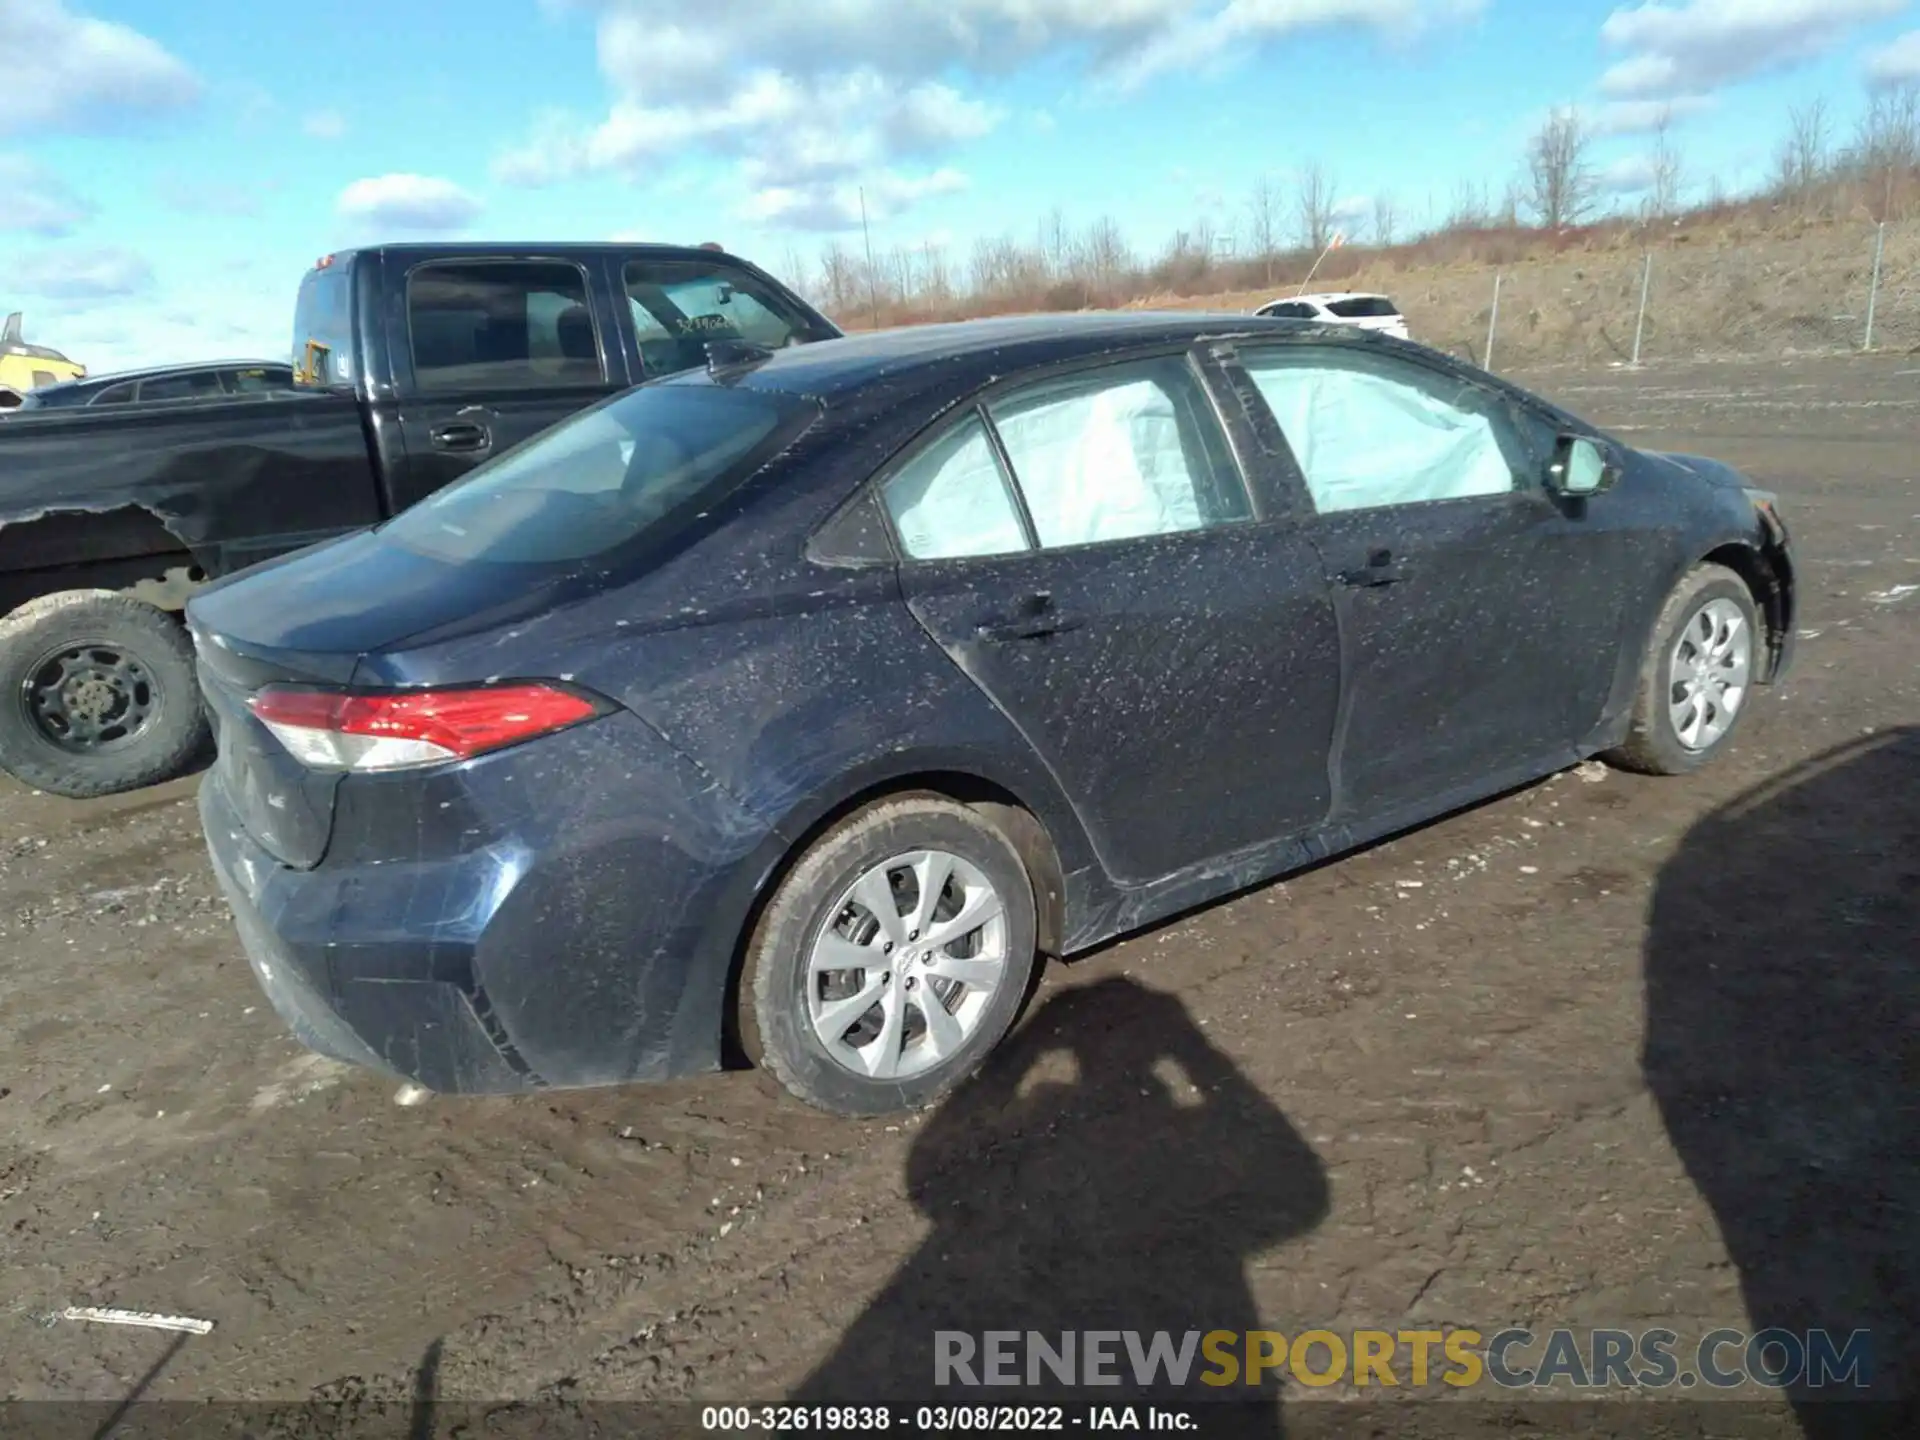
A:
[
  {"left": 378, "top": 382, "right": 815, "bottom": 566},
  {"left": 986, "top": 357, "right": 1250, "bottom": 550},
  {"left": 406, "top": 261, "right": 604, "bottom": 393},
  {"left": 1240, "top": 347, "right": 1529, "bottom": 516},
  {"left": 880, "top": 413, "right": 1031, "bottom": 562},
  {"left": 624, "top": 259, "right": 829, "bottom": 379}
]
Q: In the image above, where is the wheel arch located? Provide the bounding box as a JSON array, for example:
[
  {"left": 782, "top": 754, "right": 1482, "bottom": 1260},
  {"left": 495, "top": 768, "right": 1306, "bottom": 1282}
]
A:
[
  {"left": 713, "top": 758, "right": 1083, "bottom": 1069},
  {"left": 1700, "top": 539, "right": 1791, "bottom": 682}
]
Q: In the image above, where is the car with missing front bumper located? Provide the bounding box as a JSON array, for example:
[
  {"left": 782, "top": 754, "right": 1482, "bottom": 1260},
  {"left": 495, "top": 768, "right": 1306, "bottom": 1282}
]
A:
[{"left": 190, "top": 313, "right": 1796, "bottom": 1117}]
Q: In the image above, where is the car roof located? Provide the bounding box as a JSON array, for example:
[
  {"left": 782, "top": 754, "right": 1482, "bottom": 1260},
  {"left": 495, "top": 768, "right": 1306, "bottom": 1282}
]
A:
[
  {"left": 1267, "top": 292, "right": 1398, "bottom": 307},
  {"left": 33, "top": 359, "right": 290, "bottom": 395},
  {"left": 329, "top": 241, "right": 750, "bottom": 267},
  {"left": 691, "top": 311, "right": 1327, "bottom": 401}
]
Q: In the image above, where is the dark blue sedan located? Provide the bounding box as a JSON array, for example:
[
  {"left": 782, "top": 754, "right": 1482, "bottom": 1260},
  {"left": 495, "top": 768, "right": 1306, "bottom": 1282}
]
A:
[{"left": 188, "top": 314, "right": 1796, "bottom": 1115}]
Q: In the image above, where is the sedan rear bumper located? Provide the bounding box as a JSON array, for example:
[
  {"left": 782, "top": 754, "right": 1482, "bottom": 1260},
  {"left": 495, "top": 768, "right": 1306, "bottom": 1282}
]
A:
[{"left": 198, "top": 710, "right": 780, "bottom": 1094}]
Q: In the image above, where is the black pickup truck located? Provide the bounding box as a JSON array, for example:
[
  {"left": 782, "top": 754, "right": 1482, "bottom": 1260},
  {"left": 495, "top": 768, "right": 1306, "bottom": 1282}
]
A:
[{"left": 0, "top": 241, "right": 841, "bottom": 798}]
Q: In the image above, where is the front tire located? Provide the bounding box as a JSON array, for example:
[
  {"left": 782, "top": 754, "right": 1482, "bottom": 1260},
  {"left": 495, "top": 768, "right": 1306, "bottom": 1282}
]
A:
[
  {"left": 1605, "top": 563, "right": 1761, "bottom": 777},
  {"left": 0, "top": 591, "right": 208, "bottom": 798},
  {"left": 740, "top": 795, "right": 1039, "bottom": 1117}
]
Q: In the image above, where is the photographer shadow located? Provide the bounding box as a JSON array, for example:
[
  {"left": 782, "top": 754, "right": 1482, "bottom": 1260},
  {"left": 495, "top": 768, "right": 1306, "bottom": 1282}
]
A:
[
  {"left": 1643, "top": 727, "right": 1920, "bottom": 1436},
  {"left": 790, "top": 976, "right": 1330, "bottom": 1433}
]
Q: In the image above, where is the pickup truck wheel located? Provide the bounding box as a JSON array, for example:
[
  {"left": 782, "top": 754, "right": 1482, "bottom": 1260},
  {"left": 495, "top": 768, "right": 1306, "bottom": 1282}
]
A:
[{"left": 0, "top": 591, "right": 208, "bottom": 799}]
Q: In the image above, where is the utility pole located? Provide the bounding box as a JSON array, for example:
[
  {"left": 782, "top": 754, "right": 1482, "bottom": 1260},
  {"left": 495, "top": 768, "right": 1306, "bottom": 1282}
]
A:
[{"left": 859, "top": 186, "right": 879, "bottom": 329}]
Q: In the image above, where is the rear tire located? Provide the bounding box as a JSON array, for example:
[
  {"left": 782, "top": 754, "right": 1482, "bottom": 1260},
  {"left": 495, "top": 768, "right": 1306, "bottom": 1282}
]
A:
[
  {"left": 740, "top": 795, "right": 1039, "bottom": 1117},
  {"left": 1604, "top": 563, "right": 1760, "bottom": 777},
  {"left": 0, "top": 591, "right": 208, "bottom": 798}
]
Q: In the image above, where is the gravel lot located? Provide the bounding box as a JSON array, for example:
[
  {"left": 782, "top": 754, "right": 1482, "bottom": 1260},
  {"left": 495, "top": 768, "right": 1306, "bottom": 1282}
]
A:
[{"left": 1, "top": 354, "right": 1915, "bottom": 1435}]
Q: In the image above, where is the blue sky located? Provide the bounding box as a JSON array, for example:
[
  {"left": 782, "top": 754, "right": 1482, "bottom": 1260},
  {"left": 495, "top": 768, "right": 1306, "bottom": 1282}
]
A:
[{"left": 4, "top": 0, "right": 1918, "bottom": 373}]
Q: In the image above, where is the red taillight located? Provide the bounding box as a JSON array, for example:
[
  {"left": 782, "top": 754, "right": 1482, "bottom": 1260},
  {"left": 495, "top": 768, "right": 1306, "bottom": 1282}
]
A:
[{"left": 247, "top": 683, "right": 602, "bottom": 773}]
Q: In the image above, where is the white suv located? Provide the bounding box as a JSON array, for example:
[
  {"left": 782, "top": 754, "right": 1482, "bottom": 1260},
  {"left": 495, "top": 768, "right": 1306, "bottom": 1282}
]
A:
[{"left": 1255, "top": 292, "right": 1409, "bottom": 340}]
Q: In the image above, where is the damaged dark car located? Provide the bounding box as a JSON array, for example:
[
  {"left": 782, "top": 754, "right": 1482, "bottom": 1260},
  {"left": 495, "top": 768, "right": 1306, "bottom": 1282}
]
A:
[{"left": 188, "top": 313, "right": 1796, "bottom": 1117}]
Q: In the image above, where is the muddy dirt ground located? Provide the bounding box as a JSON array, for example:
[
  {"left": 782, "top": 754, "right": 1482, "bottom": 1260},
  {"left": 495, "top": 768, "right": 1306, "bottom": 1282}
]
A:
[{"left": 1, "top": 355, "right": 1915, "bottom": 1431}]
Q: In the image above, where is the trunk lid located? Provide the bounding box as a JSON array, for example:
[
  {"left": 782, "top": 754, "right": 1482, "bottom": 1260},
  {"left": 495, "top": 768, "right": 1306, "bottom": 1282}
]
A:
[{"left": 186, "top": 528, "right": 543, "bottom": 868}]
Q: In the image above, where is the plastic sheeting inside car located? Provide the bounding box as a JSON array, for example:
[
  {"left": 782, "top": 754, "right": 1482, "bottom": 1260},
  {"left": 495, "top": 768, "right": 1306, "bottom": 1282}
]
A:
[
  {"left": 992, "top": 378, "right": 1206, "bottom": 548},
  {"left": 1247, "top": 354, "right": 1515, "bottom": 514}
]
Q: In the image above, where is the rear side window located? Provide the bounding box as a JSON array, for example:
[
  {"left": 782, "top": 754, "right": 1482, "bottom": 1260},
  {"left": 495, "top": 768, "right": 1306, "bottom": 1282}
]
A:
[
  {"left": 1262, "top": 302, "right": 1317, "bottom": 320},
  {"left": 293, "top": 264, "right": 355, "bottom": 387},
  {"left": 987, "top": 357, "right": 1250, "bottom": 549},
  {"left": 406, "top": 261, "right": 605, "bottom": 393},
  {"left": 625, "top": 259, "right": 829, "bottom": 378},
  {"left": 882, "top": 414, "right": 1031, "bottom": 561},
  {"left": 378, "top": 382, "right": 816, "bottom": 565},
  {"left": 225, "top": 367, "right": 288, "bottom": 394},
  {"left": 881, "top": 356, "right": 1252, "bottom": 559},
  {"left": 138, "top": 371, "right": 223, "bottom": 402},
  {"left": 1325, "top": 296, "right": 1400, "bottom": 319},
  {"left": 89, "top": 382, "right": 138, "bottom": 405}
]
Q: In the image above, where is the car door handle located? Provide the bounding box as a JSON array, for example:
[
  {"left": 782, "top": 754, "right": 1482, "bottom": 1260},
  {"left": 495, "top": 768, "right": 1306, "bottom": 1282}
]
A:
[
  {"left": 1338, "top": 550, "right": 1410, "bottom": 587},
  {"left": 430, "top": 421, "right": 491, "bottom": 452},
  {"left": 1338, "top": 565, "right": 1408, "bottom": 587},
  {"left": 975, "top": 613, "right": 1086, "bottom": 643}
]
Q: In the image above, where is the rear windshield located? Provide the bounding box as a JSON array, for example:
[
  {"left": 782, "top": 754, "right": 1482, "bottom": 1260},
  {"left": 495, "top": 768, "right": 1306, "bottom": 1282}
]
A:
[
  {"left": 378, "top": 382, "right": 818, "bottom": 565},
  {"left": 1325, "top": 296, "right": 1400, "bottom": 319},
  {"left": 293, "top": 265, "right": 355, "bottom": 387}
]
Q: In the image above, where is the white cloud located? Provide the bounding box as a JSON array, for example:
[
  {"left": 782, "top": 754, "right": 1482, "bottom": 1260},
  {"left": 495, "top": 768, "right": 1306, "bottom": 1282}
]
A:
[
  {"left": 1331, "top": 193, "right": 1374, "bottom": 225},
  {"left": 5, "top": 244, "right": 154, "bottom": 303},
  {"left": 302, "top": 109, "right": 348, "bottom": 140},
  {"left": 741, "top": 167, "right": 971, "bottom": 232},
  {"left": 495, "top": 0, "right": 1486, "bottom": 230},
  {"left": 1598, "top": 0, "right": 1905, "bottom": 100},
  {"left": 1598, "top": 153, "right": 1658, "bottom": 195},
  {"left": 1592, "top": 94, "right": 1716, "bottom": 134},
  {"left": 335, "top": 173, "right": 483, "bottom": 233},
  {"left": 1866, "top": 30, "right": 1920, "bottom": 85},
  {"left": 0, "top": 0, "right": 200, "bottom": 137},
  {"left": 155, "top": 174, "right": 263, "bottom": 217},
  {"left": 0, "top": 154, "right": 94, "bottom": 235}
]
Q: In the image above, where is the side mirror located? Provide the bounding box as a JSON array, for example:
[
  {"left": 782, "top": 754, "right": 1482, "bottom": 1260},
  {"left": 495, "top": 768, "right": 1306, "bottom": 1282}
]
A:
[{"left": 1546, "top": 434, "right": 1619, "bottom": 497}]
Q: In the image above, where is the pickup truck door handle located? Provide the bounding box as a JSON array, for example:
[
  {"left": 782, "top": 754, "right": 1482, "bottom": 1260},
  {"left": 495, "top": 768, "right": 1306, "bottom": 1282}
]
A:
[
  {"left": 974, "top": 592, "right": 1085, "bottom": 643},
  {"left": 1338, "top": 550, "right": 1410, "bottom": 588},
  {"left": 429, "top": 421, "right": 491, "bottom": 453}
]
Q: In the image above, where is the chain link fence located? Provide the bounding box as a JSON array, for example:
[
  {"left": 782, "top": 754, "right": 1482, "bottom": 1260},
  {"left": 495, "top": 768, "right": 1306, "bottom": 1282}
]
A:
[{"left": 1405, "top": 221, "right": 1920, "bottom": 373}]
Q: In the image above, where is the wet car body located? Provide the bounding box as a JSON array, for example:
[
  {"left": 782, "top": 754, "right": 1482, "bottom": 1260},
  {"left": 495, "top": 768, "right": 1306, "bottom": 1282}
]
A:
[{"left": 189, "top": 314, "right": 1796, "bottom": 1098}]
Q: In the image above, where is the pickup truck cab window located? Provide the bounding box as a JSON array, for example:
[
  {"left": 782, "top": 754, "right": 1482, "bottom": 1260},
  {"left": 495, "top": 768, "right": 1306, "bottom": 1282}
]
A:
[
  {"left": 138, "top": 370, "right": 224, "bottom": 403},
  {"left": 405, "top": 260, "right": 604, "bottom": 393},
  {"left": 623, "top": 259, "right": 823, "bottom": 378}
]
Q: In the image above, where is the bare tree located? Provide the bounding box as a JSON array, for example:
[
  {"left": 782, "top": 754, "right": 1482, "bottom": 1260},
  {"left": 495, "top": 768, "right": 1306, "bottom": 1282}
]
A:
[
  {"left": 1648, "top": 108, "right": 1685, "bottom": 220},
  {"left": 1446, "top": 178, "right": 1489, "bottom": 230},
  {"left": 1524, "top": 107, "right": 1596, "bottom": 229},
  {"left": 1078, "top": 216, "right": 1132, "bottom": 297},
  {"left": 778, "top": 246, "right": 811, "bottom": 300},
  {"left": 1773, "top": 97, "right": 1831, "bottom": 207},
  {"left": 1850, "top": 80, "right": 1920, "bottom": 218},
  {"left": 1371, "top": 193, "right": 1398, "bottom": 248},
  {"left": 920, "top": 240, "right": 950, "bottom": 303},
  {"left": 818, "top": 241, "right": 857, "bottom": 315},
  {"left": 1247, "top": 174, "right": 1280, "bottom": 281},
  {"left": 1038, "top": 206, "right": 1071, "bottom": 279},
  {"left": 1296, "top": 162, "right": 1338, "bottom": 252}
]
